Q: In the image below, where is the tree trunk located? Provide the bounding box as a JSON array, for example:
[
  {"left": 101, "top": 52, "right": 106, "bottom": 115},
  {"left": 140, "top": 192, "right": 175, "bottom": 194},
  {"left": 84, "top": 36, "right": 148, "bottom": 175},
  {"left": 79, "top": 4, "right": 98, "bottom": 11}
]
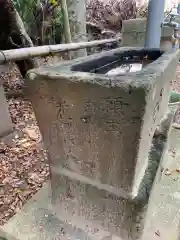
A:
[
  {"left": 0, "top": 0, "right": 38, "bottom": 77},
  {"left": 66, "top": 0, "right": 87, "bottom": 58},
  {"left": 61, "top": 0, "right": 72, "bottom": 44}
]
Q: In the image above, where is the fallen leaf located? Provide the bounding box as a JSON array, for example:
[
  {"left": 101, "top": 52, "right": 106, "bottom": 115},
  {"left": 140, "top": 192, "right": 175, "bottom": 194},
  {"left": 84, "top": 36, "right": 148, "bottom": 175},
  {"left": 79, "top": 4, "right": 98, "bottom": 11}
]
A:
[
  {"left": 24, "top": 128, "right": 39, "bottom": 141},
  {"left": 155, "top": 230, "right": 160, "bottom": 236},
  {"left": 2, "top": 177, "right": 12, "bottom": 185},
  {"left": 0, "top": 143, "right": 6, "bottom": 153}
]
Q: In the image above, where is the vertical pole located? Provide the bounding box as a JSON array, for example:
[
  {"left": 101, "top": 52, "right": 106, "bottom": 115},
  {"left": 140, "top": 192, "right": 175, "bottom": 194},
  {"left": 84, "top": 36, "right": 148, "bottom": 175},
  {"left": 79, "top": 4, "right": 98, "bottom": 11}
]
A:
[
  {"left": 178, "top": 3, "right": 180, "bottom": 15},
  {"left": 145, "top": 0, "right": 165, "bottom": 48}
]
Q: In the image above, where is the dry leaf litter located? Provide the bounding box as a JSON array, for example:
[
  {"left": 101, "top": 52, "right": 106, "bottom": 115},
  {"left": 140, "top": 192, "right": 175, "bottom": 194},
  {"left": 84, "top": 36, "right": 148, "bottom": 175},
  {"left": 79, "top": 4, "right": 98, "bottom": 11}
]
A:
[{"left": 0, "top": 58, "right": 61, "bottom": 226}]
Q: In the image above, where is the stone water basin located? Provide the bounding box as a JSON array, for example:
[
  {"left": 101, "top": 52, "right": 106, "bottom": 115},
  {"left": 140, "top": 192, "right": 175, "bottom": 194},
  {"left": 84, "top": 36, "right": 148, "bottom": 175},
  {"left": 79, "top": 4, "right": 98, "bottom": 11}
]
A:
[
  {"left": 26, "top": 47, "right": 180, "bottom": 199},
  {"left": 25, "top": 47, "right": 180, "bottom": 240}
]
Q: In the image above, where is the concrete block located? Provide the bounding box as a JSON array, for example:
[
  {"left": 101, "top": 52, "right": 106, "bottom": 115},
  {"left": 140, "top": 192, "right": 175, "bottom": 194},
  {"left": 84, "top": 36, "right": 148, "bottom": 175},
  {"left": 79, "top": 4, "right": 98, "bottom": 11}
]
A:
[
  {"left": 122, "top": 19, "right": 147, "bottom": 47},
  {"left": 122, "top": 19, "right": 176, "bottom": 50}
]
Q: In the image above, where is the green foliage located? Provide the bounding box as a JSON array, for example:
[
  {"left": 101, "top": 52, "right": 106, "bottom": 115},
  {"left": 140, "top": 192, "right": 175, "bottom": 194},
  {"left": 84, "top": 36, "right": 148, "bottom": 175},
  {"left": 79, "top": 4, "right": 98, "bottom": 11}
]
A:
[
  {"left": 12, "top": 0, "right": 63, "bottom": 45},
  {"left": 13, "top": 0, "right": 35, "bottom": 30},
  {"left": 169, "top": 91, "right": 180, "bottom": 103}
]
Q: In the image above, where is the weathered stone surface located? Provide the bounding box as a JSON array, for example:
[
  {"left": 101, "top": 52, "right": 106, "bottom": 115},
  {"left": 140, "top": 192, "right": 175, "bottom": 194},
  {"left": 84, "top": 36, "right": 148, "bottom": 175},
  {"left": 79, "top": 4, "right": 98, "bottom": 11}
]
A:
[
  {"left": 0, "top": 182, "right": 124, "bottom": 240},
  {"left": 25, "top": 47, "right": 179, "bottom": 239},
  {"left": 122, "top": 19, "right": 146, "bottom": 47},
  {"left": 52, "top": 173, "right": 147, "bottom": 240},
  {"left": 0, "top": 86, "right": 13, "bottom": 137},
  {"left": 26, "top": 47, "right": 179, "bottom": 198},
  {"left": 122, "top": 18, "right": 176, "bottom": 51}
]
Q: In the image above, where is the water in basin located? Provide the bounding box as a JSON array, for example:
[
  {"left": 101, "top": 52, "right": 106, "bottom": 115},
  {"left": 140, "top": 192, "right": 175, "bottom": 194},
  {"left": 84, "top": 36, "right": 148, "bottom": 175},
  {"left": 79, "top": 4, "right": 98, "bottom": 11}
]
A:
[
  {"left": 71, "top": 49, "right": 163, "bottom": 75},
  {"left": 105, "top": 63, "right": 143, "bottom": 76}
]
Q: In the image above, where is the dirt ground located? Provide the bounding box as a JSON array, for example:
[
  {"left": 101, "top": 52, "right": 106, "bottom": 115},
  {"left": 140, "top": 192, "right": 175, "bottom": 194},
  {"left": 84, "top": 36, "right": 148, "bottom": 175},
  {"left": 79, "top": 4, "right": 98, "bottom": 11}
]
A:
[
  {"left": 0, "top": 60, "right": 180, "bottom": 226},
  {"left": 0, "top": 57, "right": 61, "bottom": 226}
]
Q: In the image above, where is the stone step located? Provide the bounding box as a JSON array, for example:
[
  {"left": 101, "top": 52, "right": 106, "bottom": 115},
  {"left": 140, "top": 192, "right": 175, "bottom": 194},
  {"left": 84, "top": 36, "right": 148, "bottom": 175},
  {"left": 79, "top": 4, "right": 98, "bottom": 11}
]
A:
[{"left": 0, "top": 183, "right": 121, "bottom": 240}]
